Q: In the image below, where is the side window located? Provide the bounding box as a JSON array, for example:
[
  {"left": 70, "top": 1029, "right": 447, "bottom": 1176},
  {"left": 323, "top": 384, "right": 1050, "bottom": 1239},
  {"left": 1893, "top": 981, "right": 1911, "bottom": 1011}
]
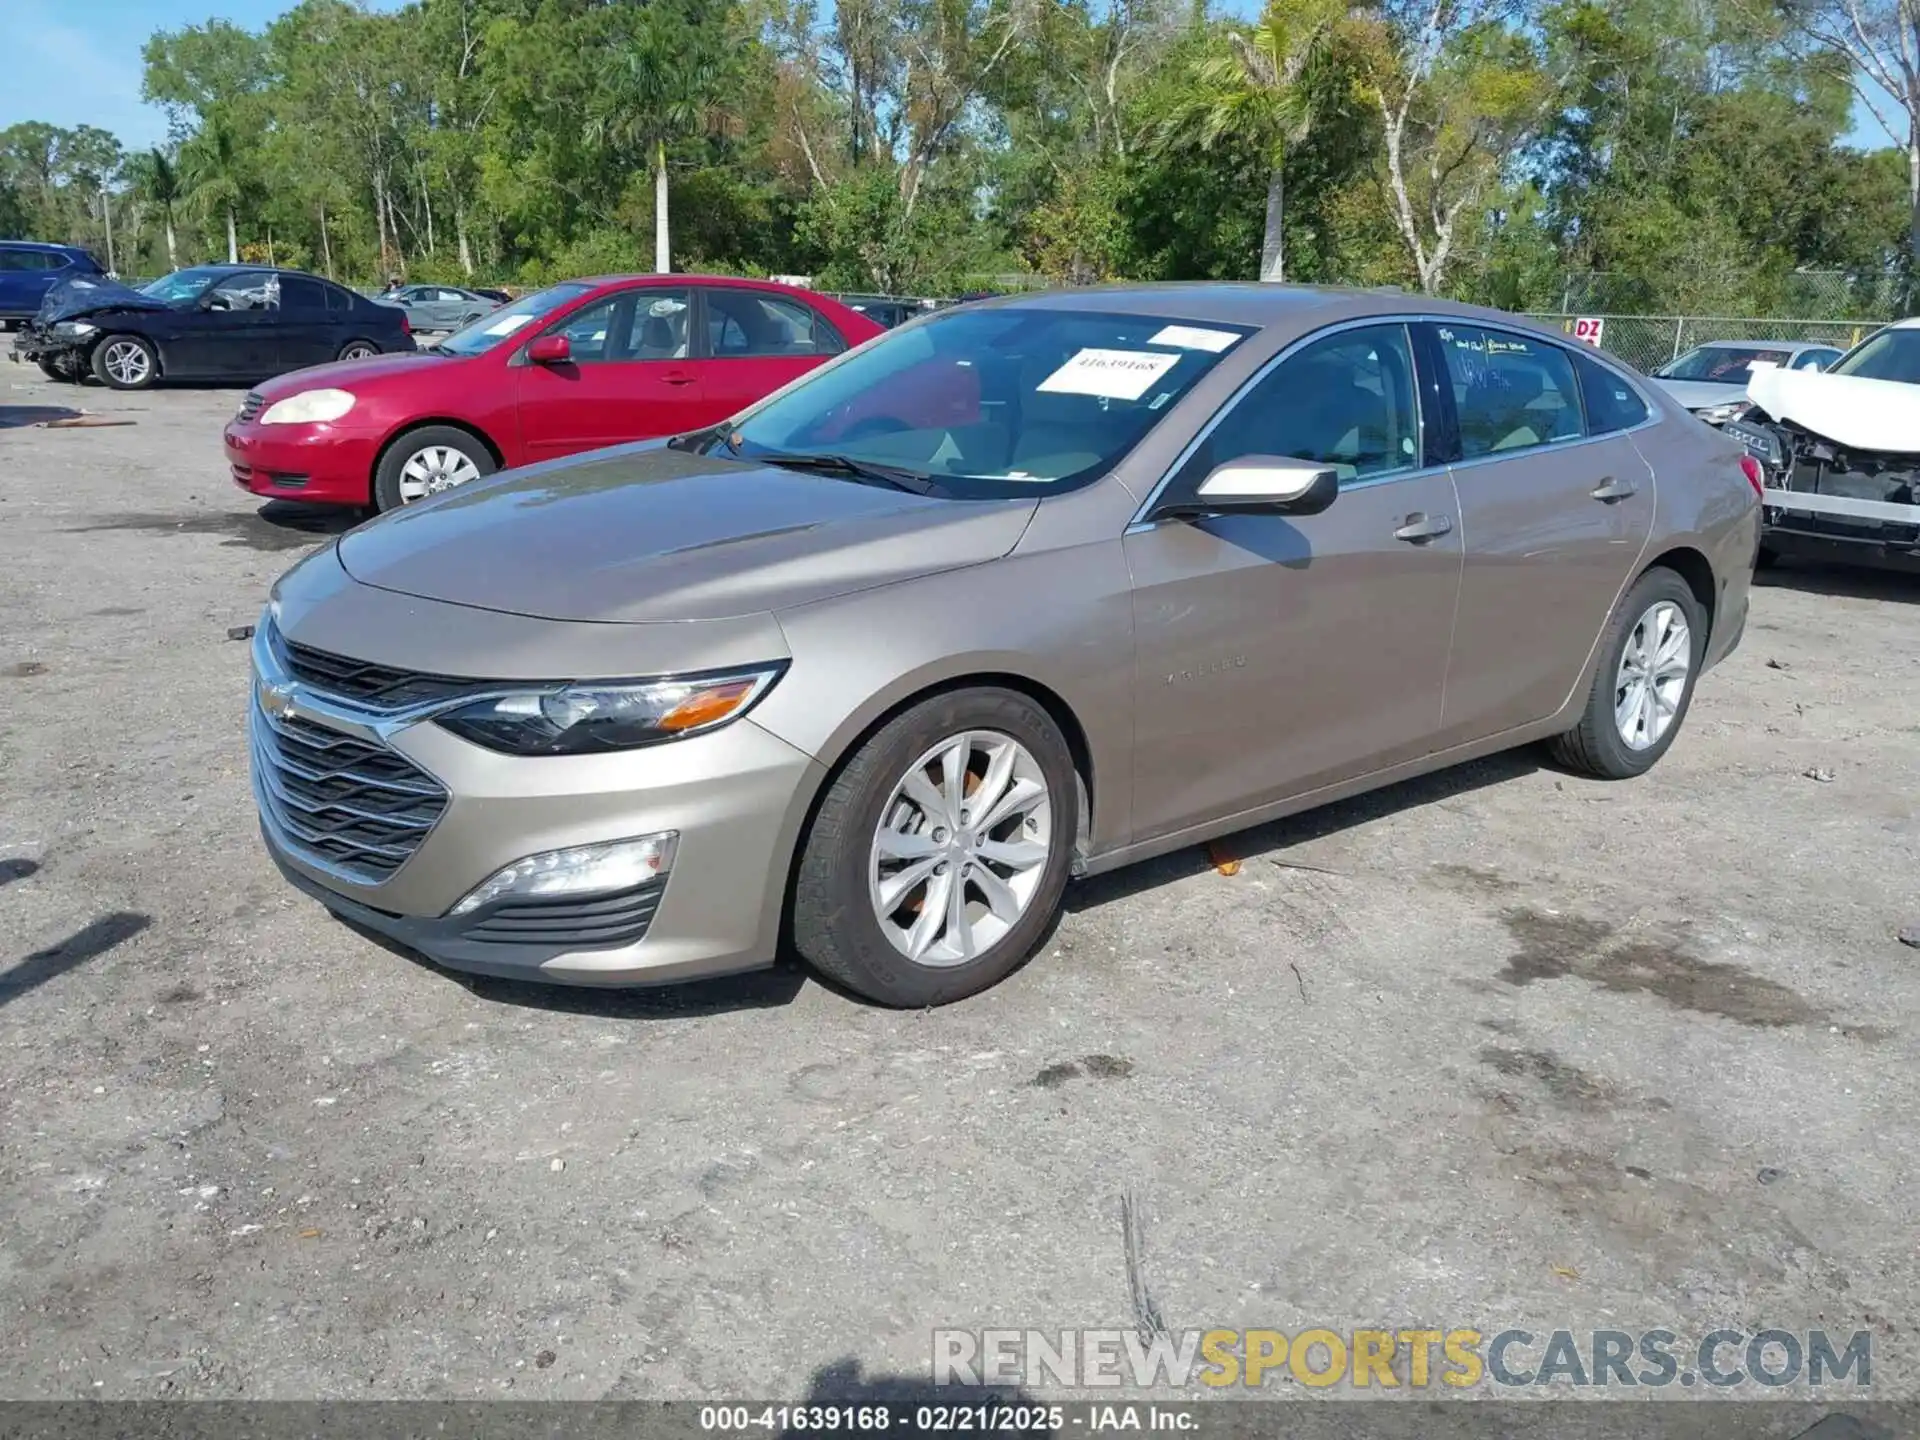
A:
[
  {"left": 1197, "top": 324, "right": 1421, "bottom": 486},
  {"left": 28, "top": 251, "right": 68, "bottom": 271},
  {"left": 549, "top": 290, "right": 692, "bottom": 364},
  {"left": 278, "top": 275, "right": 326, "bottom": 311},
  {"left": 208, "top": 272, "right": 278, "bottom": 311},
  {"left": 1574, "top": 352, "right": 1650, "bottom": 434},
  {"left": 323, "top": 283, "right": 353, "bottom": 312},
  {"left": 1437, "top": 325, "right": 1583, "bottom": 457},
  {"left": 0, "top": 249, "right": 33, "bottom": 272},
  {"left": 706, "top": 290, "right": 843, "bottom": 358}
]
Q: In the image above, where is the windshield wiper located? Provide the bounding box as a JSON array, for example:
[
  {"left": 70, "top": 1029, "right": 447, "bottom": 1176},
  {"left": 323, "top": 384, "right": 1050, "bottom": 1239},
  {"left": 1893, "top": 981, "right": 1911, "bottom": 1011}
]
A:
[{"left": 755, "top": 451, "right": 943, "bottom": 496}]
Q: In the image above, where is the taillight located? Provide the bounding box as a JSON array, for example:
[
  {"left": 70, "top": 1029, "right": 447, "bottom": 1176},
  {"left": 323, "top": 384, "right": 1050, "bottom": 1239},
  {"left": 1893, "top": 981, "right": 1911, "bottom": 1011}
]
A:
[
  {"left": 1740, "top": 453, "right": 1764, "bottom": 498},
  {"left": 398, "top": 311, "right": 411, "bottom": 335}
]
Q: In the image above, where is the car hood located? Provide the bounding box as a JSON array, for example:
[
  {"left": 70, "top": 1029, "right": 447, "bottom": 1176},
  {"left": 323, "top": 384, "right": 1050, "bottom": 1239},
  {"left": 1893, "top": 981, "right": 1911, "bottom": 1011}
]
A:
[
  {"left": 334, "top": 446, "right": 1039, "bottom": 623},
  {"left": 1653, "top": 377, "right": 1744, "bottom": 411},
  {"left": 1747, "top": 365, "right": 1920, "bottom": 451},
  {"left": 33, "top": 275, "right": 172, "bottom": 326},
  {"left": 254, "top": 350, "right": 445, "bottom": 398}
]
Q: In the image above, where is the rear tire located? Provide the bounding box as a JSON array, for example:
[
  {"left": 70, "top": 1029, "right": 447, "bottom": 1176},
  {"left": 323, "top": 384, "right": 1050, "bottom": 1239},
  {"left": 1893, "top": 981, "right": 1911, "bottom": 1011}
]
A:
[
  {"left": 92, "top": 335, "right": 157, "bottom": 390},
  {"left": 337, "top": 339, "right": 379, "bottom": 362},
  {"left": 1755, "top": 544, "right": 1779, "bottom": 570},
  {"left": 372, "top": 425, "right": 496, "bottom": 511},
  {"left": 792, "top": 687, "right": 1077, "bottom": 1007},
  {"left": 1548, "top": 567, "right": 1704, "bottom": 780}
]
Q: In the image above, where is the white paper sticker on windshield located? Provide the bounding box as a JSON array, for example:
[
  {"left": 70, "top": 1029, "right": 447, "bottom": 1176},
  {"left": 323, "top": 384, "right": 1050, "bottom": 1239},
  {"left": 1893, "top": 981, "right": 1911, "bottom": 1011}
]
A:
[
  {"left": 1037, "top": 348, "right": 1180, "bottom": 401},
  {"left": 483, "top": 313, "right": 534, "bottom": 336},
  {"left": 1149, "top": 325, "right": 1239, "bottom": 353}
]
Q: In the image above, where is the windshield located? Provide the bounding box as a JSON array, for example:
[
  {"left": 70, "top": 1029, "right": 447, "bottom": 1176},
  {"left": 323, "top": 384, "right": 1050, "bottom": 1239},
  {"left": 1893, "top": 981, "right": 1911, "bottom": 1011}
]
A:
[
  {"left": 710, "top": 307, "right": 1252, "bottom": 498},
  {"left": 139, "top": 267, "right": 228, "bottom": 306},
  {"left": 1830, "top": 327, "right": 1920, "bottom": 384},
  {"left": 434, "top": 283, "right": 593, "bottom": 356},
  {"left": 1656, "top": 345, "right": 1791, "bottom": 384}
]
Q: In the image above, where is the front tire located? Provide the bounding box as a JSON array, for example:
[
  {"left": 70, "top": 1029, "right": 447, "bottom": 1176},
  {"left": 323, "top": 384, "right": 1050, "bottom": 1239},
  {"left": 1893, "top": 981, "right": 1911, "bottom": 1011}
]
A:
[
  {"left": 1548, "top": 567, "right": 1704, "bottom": 779},
  {"left": 792, "top": 688, "right": 1077, "bottom": 1007},
  {"left": 36, "top": 356, "right": 76, "bottom": 382},
  {"left": 92, "top": 335, "right": 157, "bottom": 390},
  {"left": 371, "top": 425, "right": 496, "bottom": 511}
]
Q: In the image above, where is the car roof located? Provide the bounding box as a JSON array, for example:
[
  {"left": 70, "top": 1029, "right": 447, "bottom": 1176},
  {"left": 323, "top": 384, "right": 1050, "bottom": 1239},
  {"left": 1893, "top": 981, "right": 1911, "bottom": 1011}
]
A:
[
  {"left": 1693, "top": 337, "right": 1835, "bottom": 352},
  {"left": 0, "top": 240, "right": 89, "bottom": 253},
  {"left": 951, "top": 282, "right": 1586, "bottom": 340}
]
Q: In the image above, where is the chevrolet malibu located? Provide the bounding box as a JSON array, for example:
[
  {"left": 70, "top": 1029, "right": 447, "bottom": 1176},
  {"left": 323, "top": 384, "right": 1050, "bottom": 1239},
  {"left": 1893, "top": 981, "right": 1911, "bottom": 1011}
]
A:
[
  {"left": 225, "top": 275, "right": 881, "bottom": 510},
  {"left": 252, "top": 285, "right": 1760, "bottom": 1006}
]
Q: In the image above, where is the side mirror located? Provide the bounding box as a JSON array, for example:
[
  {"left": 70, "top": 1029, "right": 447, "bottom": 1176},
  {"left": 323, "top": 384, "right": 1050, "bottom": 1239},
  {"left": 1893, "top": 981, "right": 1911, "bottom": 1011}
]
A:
[
  {"left": 1161, "top": 455, "right": 1340, "bottom": 520},
  {"left": 527, "top": 334, "right": 572, "bottom": 365}
]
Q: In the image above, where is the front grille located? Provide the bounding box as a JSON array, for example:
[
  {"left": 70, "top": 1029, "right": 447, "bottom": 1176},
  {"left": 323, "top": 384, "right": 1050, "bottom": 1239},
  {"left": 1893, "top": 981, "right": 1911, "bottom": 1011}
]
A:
[
  {"left": 238, "top": 391, "right": 264, "bottom": 422},
  {"left": 281, "top": 637, "right": 480, "bottom": 710},
  {"left": 463, "top": 880, "right": 666, "bottom": 949},
  {"left": 251, "top": 704, "right": 448, "bottom": 883}
]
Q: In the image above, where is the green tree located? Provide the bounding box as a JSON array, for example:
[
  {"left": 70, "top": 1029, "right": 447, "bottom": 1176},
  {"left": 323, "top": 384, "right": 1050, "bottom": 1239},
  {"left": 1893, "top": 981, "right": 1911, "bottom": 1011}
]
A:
[
  {"left": 1155, "top": 0, "right": 1353, "bottom": 281},
  {"left": 181, "top": 112, "right": 250, "bottom": 262},
  {"left": 128, "top": 149, "right": 183, "bottom": 271},
  {"left": 586, "top": 0, "right": 741, "bottom": 273}
]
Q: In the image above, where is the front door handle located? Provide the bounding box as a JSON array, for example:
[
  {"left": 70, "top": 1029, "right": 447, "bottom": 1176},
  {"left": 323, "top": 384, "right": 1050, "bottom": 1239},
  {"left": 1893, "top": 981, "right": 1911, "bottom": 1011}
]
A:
[
  {"left": 1591, "top": 476, "right": 1638, "bottom": 503},
  {"left": 1394, "top": 512, "right": 1453, "bottom": 543}
]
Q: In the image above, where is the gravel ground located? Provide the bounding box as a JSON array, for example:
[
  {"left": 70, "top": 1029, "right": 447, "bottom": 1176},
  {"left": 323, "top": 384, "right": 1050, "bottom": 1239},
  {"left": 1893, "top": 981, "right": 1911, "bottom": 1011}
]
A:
[{"left": 1, "top": 371, "right": 1917, "bottom": 1405}]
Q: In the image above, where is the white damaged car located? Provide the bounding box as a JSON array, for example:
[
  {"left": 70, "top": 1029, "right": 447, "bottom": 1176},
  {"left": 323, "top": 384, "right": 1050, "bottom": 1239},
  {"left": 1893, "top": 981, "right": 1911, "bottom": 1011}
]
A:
[{"left": 1723, "top": 318, "right": 1920, "bottom": 573}]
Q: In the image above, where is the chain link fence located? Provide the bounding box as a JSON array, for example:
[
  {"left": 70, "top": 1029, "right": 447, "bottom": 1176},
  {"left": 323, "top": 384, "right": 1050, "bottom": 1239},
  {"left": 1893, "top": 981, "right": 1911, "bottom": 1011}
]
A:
[{"left": 1521, "top": 314, "right": 1886, "bottom": 374}]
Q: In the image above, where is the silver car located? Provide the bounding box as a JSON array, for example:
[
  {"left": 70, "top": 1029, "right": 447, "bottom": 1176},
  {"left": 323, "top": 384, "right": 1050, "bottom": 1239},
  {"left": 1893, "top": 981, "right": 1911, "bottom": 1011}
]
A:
[
  {"left": 252, "top": 285, "right": 1760, "bottom": 1006},
  {"left": 1652, "top": 340, "right": 1843, "bottom": 424},
  {"left": 380, "top": 284, "right": 500, "bottom": 332}
]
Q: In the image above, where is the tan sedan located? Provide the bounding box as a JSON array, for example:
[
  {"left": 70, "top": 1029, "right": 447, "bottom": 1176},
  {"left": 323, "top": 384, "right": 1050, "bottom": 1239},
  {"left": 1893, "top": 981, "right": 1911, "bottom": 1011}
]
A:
[{"left": 251, "top": 285, "right": 1761, "bottom": 1005}]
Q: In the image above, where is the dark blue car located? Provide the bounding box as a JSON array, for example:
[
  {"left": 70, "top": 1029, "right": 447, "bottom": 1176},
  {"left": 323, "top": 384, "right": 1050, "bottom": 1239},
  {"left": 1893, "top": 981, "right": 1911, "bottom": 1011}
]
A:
[{"left": 0, "top": 242, "right": 104, "bottom": 326}]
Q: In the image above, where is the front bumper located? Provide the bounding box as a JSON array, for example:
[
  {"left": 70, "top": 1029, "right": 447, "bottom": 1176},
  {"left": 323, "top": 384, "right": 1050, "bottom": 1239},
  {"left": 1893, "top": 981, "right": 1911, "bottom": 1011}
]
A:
[
  {"left": 249, "top": 626, "right": 826, "bottom": 987},
  {"left": 226, "top": 419, "right": 384, "bottom": 507},
  {"left": 9, "top": 329, "right": 83, "bottom": 365}
]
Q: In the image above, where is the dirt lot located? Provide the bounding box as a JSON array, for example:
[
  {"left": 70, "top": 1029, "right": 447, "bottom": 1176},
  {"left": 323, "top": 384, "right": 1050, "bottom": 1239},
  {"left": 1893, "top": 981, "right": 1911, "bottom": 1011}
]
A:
[{"left": 2, "top": 370, "right": 1917, "bottom": 1404}]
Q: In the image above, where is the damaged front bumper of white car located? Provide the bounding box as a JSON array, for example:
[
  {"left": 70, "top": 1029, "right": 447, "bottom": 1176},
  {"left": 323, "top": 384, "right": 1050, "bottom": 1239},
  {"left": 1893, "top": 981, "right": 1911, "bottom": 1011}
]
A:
[{"left": 1726, "top": 363, "right": 1920, "bottom": 573}]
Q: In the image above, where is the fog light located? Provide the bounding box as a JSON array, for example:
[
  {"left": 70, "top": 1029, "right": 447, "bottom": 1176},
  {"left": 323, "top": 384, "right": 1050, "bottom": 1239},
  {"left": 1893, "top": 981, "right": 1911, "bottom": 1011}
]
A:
[{"left": 449, "top": 833, "right": 677, "bottom": 916}]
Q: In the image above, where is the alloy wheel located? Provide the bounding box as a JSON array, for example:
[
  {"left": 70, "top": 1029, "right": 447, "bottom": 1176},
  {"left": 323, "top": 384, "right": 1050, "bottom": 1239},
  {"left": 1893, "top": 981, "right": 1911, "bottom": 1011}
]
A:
[
  {"left": 341, "top": 342, "right": 377, "bottom": 360},
  {"left": 1614, "top": 599, "right": 1691, "bottom": 750},
  {"left": 102, "top": 340, "right": 150, "bottom": 387},
  {"left": 396, "top": 444, "right": 483, "bottom": 503},
  {"left": 868, "top": 730, "right": 1054, "bottom": 967}
]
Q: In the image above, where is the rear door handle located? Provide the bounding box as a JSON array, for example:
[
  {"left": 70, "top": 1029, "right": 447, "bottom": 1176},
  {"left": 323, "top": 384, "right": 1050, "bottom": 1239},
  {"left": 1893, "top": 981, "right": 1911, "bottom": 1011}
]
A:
[
  {"left": 1393, "top": 512, "right": 1453, "bottom": 543},
  {"left": 661, "top": 370, "right": 697, "bottom": 387},
  {"left": 1591, "top": 476, "right": 1637, "bottom": 503}
]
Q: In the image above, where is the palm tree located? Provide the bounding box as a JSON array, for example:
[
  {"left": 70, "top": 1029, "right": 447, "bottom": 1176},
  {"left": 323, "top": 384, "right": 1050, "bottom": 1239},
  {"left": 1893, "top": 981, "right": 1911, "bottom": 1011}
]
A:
[
  {"left": 585, "top": 2, "right": 735, "bottom": 273},
  {"left": 1156, "top": 0, "right": 1350, "bottom": 283},
  {"left": 181, "top": 115, "right": 248, "bottom": 264},
  {"left": 129, "top": 149, "right": 182, "bottom": 271}
]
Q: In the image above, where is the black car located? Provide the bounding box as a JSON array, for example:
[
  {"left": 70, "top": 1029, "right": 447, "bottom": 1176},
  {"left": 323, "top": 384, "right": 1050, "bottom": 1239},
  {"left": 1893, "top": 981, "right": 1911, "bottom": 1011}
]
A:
[{"left": 10, "top": 265, "right": 414, "bottom": 390}]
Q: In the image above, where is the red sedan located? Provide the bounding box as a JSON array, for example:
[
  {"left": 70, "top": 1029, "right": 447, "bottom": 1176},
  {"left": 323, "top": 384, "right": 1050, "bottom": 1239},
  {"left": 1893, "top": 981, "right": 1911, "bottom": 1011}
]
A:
[{"left": 224, "top": 275, "right": 883, "bottom": 510}]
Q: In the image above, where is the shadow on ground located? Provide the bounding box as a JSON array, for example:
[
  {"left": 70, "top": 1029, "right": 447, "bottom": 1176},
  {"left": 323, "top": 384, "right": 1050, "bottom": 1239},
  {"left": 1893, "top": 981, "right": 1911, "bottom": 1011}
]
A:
[
  {"left": 1756, "top": 559, "right": 1920, "bottom": 606},
  {"left": 1067, "top": 746, "right": 1541, "bottom": 914},
  {"left": 64, "top": 502, "right": 360, "bottom": 553},
  {"left": 0, "top": 912, "right": 151, "bottom": 1008}
]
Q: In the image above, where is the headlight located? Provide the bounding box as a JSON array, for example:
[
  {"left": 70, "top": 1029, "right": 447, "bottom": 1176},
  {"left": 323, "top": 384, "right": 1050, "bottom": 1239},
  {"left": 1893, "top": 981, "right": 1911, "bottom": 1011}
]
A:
[
  {"left": 259, "top": 388, "right": 357, "bottom": 425},
  {"left": 51, "top": 321, "right": 97, "bottom": 338},
  {"left": 1696, "top": 400, "right": 1748, "bottom": 425},
  {"left": 435, "top": 665, "right": 785, "bottom": 755}
]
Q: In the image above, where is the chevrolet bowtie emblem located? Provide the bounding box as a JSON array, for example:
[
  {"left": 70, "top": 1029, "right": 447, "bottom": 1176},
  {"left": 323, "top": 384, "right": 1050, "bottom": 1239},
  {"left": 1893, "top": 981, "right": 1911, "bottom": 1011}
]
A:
[{"left": 258, "top": 678, "right": 297, "bottom": 720}]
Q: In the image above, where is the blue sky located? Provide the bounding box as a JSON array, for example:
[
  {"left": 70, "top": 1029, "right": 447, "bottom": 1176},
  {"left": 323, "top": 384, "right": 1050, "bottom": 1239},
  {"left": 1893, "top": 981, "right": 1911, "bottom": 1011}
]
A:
[{"left": 0, "top": 0, "right": 1902, "bottom": 154}]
